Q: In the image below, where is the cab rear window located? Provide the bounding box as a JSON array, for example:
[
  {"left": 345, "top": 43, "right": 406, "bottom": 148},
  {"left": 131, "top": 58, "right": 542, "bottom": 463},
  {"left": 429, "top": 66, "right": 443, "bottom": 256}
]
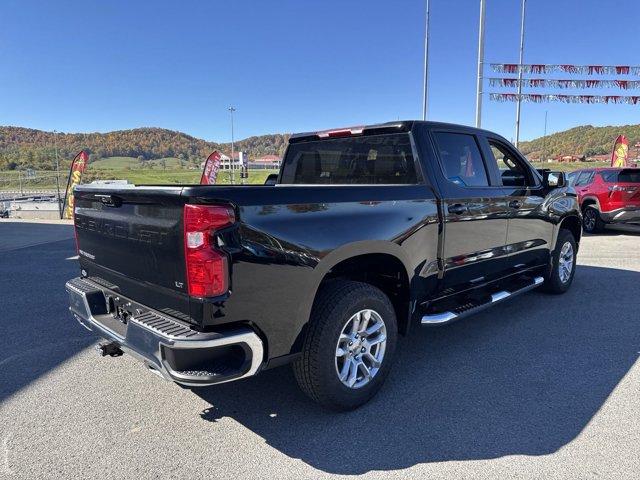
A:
[{"left": 279, "top": 133, "right": 420, "bottom": 185}]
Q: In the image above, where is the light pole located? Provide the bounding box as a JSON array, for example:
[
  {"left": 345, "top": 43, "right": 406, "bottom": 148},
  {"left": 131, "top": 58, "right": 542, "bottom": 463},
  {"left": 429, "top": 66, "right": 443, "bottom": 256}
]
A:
[
  {"left": 542, "top": 110, "right": 548, "bottom": 162},
  {"left": 475, "top": 0, "right": 486, "bottom": 127},
  {"left": 514, "top": 0, "right": 527, "bottom": 148},
  {"left": 422, "top": 0, "right": 430, "bottom": 121},
  {"left": 54, "top": 130, "right": 62, "bottom": 218},
  {"left": 228, "top": 106, "right": 236, "bottom": 184}
]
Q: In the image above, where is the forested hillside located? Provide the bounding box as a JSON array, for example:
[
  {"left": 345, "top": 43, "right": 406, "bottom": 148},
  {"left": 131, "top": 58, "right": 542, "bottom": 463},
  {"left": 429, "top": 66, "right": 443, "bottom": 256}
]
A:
[
  {"left": 2, "top": 123, "right": 638, "bottom": 171},
  {"left": 519, "top": 124, "right": 640, "bottom": 158},
  {"left": 0, "top": 126, "right": 291, "bottom": 170}
]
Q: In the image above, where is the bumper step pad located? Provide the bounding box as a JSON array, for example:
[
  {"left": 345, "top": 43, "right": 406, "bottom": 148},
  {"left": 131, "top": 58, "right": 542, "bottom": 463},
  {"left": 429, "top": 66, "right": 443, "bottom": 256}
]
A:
[{"left": 65, "top": 277, "right": 264, "bottom": 386}]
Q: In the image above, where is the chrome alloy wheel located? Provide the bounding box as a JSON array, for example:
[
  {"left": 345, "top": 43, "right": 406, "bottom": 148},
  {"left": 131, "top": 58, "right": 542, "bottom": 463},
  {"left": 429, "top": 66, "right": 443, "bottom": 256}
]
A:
[
  {"left": 335, "top": 309, "right": 387, "bottom": 389},
  {"left": 558, "top": 241, "right": 574, "bottom": 283}
]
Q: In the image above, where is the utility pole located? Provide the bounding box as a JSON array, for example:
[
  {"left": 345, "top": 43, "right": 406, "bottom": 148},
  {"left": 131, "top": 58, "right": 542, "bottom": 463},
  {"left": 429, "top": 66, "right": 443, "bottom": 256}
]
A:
[
  {"left": 514, "top": 0, "right": 527, "bottom": 148},
  {"left": 475, "top": 0, "right": 486, "bottom": 128},
  {"left": 228, "top": 106, "right": 236, "bottom": 185},
  {"left": 54, "top": 130, "right": 62, "bottom": 218},
  {"left": 422, "top": 0, "right": 430, "bottom": 121},
  {"left": 542, "top": 110, "right": 548, "bottom": 163}
]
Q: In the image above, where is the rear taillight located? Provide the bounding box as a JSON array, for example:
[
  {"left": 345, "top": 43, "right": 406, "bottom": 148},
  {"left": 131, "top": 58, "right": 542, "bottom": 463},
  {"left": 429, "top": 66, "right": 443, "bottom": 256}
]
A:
[{"left": 183, "top": 204, "right": 235, "bottom": 297}]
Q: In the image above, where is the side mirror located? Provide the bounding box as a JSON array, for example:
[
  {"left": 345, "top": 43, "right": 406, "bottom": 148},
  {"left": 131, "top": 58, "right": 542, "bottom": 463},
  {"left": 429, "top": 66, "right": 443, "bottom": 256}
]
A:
[
  {"left": 544, "top": 171, "right": 566, "bottom": 188},
  {"left": 264, "top": 173, "right": 278, "bottom": 186}
]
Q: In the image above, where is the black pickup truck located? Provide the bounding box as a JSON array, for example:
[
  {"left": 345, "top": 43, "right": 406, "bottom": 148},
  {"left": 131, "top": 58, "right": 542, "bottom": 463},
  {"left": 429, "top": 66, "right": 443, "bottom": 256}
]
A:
[{"left": 66, "top": 121, "right": 581, "bottom": 410}]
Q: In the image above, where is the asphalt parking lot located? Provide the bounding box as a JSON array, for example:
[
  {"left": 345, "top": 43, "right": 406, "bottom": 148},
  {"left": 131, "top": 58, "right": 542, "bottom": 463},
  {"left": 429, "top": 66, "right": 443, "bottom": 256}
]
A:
[{"left": 1, "top": 220, "right": 639, "bottom": 479}]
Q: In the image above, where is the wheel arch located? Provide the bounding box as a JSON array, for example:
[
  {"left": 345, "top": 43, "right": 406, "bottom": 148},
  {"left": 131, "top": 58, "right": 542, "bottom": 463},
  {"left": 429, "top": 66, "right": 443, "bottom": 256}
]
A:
[
  {"left": 559, "top": 214, "right": 582, "bottom": 248},
  {"left": 296, "top": 242, "right": 415, "bottom": 345},
  {"left": 581, "top": 196, "right": 600, "bottom": 210}
]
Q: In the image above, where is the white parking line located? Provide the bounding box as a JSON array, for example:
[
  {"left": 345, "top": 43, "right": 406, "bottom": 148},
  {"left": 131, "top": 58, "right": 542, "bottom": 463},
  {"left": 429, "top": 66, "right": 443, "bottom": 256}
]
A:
[{"left": 2, "top": 433, "right": 13, "bottom": 476}]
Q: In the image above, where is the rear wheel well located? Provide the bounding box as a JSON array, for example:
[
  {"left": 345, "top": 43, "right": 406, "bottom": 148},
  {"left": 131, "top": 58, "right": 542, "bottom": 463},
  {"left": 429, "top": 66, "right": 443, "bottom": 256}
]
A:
[
  {"left": 318, "top": 254, "right": 411, "bottom": 334},
  {"left": 581, "top": 198, "right": 597, "bottom": 210},
  {"left": 560, "top": 215, "right": 582, "bottom": 247}
]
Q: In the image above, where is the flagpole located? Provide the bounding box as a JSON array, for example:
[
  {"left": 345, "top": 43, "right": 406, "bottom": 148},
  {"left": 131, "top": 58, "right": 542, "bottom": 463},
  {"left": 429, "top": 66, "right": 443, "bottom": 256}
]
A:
[
  {"left": 54, "top": 129, "right": 63, "bottom": 218},
  {"left": 228, "top": 106, "right": 236, "bottom": 185},
  {"left": 422, "top": 0, "right": 430, "bottom": 121},
  {"left": 514, "top": 0, "right": 527, "bottom": 148},
  {"left": 475, "top": 0, "right": 486, "bottom": 128},
  {"left": 542, "top": 110, "right": 548, "bottom": 162}
]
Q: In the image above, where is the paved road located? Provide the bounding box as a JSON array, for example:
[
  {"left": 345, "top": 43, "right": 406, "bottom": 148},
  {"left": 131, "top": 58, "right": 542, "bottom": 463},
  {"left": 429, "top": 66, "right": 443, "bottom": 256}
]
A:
[{"left": 1, "top": 222, "right": 639, "bottom": 479}]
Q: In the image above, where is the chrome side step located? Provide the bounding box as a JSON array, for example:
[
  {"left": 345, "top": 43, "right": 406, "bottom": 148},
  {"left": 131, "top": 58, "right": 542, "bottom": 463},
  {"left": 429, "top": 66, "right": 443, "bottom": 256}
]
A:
[{"left": 421, "top": 276, "right": 544, "bottom": 325}]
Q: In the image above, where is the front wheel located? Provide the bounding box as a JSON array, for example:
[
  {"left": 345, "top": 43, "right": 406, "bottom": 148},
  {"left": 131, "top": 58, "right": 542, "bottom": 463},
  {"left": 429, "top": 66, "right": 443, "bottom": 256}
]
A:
[
  {"left": 542, "top": 229, "right": 577, "bottom": 294},
  {"left": 293, "top": 280, "right": 398, "bottom": 411}
]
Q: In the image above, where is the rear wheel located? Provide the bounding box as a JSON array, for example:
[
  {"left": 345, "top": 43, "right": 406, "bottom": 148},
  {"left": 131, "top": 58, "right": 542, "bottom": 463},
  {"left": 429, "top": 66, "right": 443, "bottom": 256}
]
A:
[
  {"left": 542, "top": 229, "right": 577, "bottom": 294},
  {"left": 293, "top": 280, "right": 397, "bottom": 411},
  {"left": 582, "top": 205, "right": 605, "bottom": 233}
]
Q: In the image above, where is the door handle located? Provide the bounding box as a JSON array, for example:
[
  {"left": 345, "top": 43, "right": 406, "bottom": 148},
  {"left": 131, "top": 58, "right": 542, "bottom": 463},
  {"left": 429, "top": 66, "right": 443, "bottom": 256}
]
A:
[
  {"left": 448, "top": 203, "right": 466, "bottom": 215},
  {"left": 509, "top": 200, "right": 522, "bottom": 209}
]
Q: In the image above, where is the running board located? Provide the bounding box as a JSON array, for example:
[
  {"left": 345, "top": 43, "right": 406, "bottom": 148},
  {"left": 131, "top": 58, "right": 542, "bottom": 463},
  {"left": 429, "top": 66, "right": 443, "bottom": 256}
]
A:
[{"left": 421, "top": 276, "right": 544, "bottom": 325}]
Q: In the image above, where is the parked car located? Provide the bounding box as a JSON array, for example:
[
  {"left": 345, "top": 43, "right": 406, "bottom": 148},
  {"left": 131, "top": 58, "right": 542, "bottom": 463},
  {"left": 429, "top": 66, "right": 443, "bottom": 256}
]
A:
[
  {"left": 567, "top": 167, "right": 640, "bottom": 233},
  {"left": 65, "top": 120, "right": 581, "bottom": 410}
]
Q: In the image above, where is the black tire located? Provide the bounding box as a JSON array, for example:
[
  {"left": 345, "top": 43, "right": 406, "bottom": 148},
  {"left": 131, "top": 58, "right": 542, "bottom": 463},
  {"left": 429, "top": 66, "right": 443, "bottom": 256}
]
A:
[
  {"left": 293, "top": 280, "right": 398, "bottom": 411},
  {"left": 542, "top": 229, "right": 577, "bottom": 294},
  {"left": 582, "top": 205, "right": 605, "bottom": 233}
]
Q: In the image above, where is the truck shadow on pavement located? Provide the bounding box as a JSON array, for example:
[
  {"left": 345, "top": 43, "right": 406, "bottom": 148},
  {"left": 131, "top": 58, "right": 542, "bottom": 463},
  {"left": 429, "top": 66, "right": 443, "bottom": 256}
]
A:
[
  {"left": 0, "top": 234, "right": 94, "bottom": 403},
  {"left": 194, "top": 264, "right": 640, "bottom": 474}
]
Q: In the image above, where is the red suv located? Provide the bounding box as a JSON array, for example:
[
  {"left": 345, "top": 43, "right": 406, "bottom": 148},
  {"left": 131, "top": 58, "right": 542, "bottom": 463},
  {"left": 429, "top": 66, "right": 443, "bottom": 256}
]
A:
[{"left": 568, "top": 168, "right": 640, "bottom": 233}]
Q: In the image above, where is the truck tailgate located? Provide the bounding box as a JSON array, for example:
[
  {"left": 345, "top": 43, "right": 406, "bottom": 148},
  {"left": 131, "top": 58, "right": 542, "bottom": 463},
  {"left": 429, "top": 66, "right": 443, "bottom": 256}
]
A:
[{"left": 74, "top": 186, "right": 192, "bottom": 321}]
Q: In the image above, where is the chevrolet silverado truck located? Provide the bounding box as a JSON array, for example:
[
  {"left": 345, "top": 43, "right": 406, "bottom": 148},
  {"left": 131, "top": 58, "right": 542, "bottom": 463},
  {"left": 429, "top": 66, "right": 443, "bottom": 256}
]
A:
[{"left": 66, "top": 121, "right": 581, "bottom": 410}]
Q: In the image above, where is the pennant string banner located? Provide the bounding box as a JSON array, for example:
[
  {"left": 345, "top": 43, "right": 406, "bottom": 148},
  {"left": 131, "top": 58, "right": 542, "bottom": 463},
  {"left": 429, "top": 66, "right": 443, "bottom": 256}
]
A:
[
  {"left": 489, "top": 93, "right": 640, "bottom": 105},
  {"left": 488, "top": 78, "right": 640, "bottom": 90},
  {"left": 490, "top": 64, "right": 640, "bottom": 75}
]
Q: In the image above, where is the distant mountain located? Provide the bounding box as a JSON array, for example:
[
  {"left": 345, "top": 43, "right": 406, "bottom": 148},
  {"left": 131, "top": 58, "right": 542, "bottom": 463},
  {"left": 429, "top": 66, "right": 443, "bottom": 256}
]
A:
[
  {"left": 0, "top": 126, "right": 291, "bottom": 170},
  {"left": 519, "top": 124, "right": 640, "bottom": 159},
  {"left": 3, "top": 123, "right": 638, "bottom": 171}
]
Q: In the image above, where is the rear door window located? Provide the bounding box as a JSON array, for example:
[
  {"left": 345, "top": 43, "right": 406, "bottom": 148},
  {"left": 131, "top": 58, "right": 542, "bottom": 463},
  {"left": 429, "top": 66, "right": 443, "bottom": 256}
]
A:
[
  {"left": 279, "top": 133, "right": 419, "bottom": 185},
  {"left": 432, "top": 132, "right": 489, "bottom": 187}
]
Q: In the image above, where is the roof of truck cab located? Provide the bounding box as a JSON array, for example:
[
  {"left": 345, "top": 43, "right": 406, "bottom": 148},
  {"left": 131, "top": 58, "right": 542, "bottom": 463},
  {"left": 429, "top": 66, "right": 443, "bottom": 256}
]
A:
[{"left": 289, "top": 120, "right": 503, "bottom": 143}]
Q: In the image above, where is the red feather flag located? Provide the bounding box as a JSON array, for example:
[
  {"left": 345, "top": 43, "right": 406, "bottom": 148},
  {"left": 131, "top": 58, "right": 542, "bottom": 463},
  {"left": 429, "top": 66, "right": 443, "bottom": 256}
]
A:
[{"left": 200, "top": 151, "right": 223, "bottom": 185}]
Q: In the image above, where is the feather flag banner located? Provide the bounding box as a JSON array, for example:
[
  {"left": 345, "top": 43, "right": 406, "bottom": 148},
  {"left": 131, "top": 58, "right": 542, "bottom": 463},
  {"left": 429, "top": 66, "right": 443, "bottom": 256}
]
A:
[
  {"left": 610, "top": 136, "right": 629, "bottom": 167},
  {"left": 489, "top": 93, "right": 640, "bottom": 105},
  {"left": 490, "top": 64, "right": 640, "bottom": 76},
  {"left": 62, "top": 150, "right": 88, "bottom": 219},
  {"left": 200, "top": 151, "right": 223, "bottom": 185}
]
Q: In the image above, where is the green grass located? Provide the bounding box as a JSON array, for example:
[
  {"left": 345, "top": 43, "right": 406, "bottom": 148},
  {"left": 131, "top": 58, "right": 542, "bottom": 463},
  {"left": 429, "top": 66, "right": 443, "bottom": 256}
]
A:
[
  {"left": 0, "top": 159, "right": 614, "bottom": 192},
  {"left": 89, "top": 156, "right": 141, "bottom": 169},
  {"left": 534, "top": 160, "right": 611, "bottom": 172},
  {"left": 0, "top": 168, "right": 278, "bottom": 191},
  {"left": 88, "top": 156, "right": 193, "bottom": 170}
]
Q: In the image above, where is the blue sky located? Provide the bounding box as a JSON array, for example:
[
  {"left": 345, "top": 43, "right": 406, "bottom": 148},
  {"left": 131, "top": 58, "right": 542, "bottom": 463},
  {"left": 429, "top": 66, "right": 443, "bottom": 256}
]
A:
[{"left": 2, "top": 0, "right": 640, "bottom": 142}]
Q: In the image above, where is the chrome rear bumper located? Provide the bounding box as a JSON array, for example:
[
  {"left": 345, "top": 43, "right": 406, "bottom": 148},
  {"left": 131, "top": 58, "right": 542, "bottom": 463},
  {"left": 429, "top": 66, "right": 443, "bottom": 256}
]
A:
[{"left": 65, "top": 277, "right": 264, "bottom": 387}]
